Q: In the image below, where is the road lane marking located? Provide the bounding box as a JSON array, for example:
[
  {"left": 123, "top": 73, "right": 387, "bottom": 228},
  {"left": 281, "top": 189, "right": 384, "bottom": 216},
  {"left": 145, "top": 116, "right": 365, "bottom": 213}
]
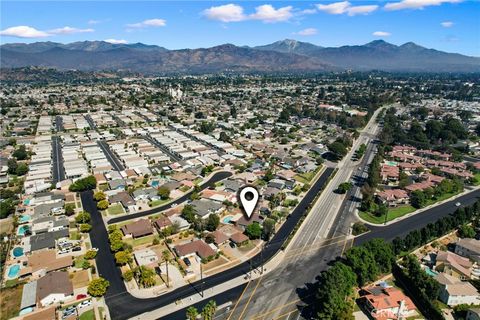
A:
[
  {"left": 250, "top": 297, "right": 302, "bottom": 320},
  {"left": 226, "top": 280, "right": 252, "bottom": 320},
  {"left": 238, "top": 275, "right": 264, "bottom": 320}
]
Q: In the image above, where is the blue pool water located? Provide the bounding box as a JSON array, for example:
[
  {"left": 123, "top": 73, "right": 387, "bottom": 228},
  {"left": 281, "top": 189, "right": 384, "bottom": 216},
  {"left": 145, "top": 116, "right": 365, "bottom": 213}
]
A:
[
  {"left": 19, "top": 307, "right": 34, "bottom": 315},
  {"left": 12, "top": 247, "right": 24, "bottom": 257},
  {"left": 23, "top": 199, "right": 30, "bottom": 205},
  {"left": 17, "top": 225, "right": 29, "bottom": 236},
  {"left": 222, "top": 216, "right": 233, "bottom": 224},
  {"left": 7, "top": 264, "right": 20, "bottom": 278},
  {"left": 19, "top": 215, "right": 30, "bottom": 223},
  {"left": 425, "top": 268, "right": 438, "bottom": 277},
  {"left": 151, "top": 180, "right": 159, "bottom": 187}
]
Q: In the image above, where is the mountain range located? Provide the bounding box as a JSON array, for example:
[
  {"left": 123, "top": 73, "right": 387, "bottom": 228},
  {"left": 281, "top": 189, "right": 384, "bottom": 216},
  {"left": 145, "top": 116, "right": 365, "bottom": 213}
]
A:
[{"left": 1, "top": 39, "right": 479, "bottom": 74}]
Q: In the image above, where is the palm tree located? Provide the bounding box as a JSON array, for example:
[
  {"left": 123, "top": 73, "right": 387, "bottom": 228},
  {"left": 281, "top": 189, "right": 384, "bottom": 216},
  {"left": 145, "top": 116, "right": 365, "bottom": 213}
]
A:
[
  {"left": 162, "top": 250, "right": 171, "bottom": 288},
  {"left": 186, "top": 306, "right": 198, "bottom": 320}
]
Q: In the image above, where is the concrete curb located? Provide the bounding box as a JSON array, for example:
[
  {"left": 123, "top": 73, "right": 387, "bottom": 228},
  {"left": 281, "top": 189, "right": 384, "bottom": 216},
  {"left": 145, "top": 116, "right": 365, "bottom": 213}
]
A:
[{"left": 356, "top": 185, "right": 480, "bottom": 227}]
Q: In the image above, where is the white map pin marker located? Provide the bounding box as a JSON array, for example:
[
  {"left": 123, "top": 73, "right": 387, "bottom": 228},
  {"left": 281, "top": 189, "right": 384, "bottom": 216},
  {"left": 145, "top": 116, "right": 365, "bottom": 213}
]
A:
[{"left": 239, "top": 186, "right": 259, "bottom": 218}]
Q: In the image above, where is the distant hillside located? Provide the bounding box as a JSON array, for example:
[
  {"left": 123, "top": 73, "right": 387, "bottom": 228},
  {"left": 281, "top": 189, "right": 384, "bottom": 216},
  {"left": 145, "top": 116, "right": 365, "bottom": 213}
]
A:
[
  {"left": 253, "top": 39, "right": 323, "bottom": 55},
  {"left": 1, "top": 40, "right": 479, "bottom": 74}
]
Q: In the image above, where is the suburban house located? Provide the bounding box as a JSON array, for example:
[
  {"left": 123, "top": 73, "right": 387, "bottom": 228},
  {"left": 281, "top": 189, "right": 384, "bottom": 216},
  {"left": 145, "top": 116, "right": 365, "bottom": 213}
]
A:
[
  {"left": 153, "top": 216, "right": 173, "bottom": 230},
  {"left": 376, "top": 189, "right": 409, "bottom": 207},
  {"left": 455, "top": 238, "right": 480, "bottom": 263},
  {"left": 18, "top": 249, "right": 73, "bottom": 278},
  {"left": 134, "top": 248, "right": 159, "bottom": 267},
  {"left": 109, "top": 191, "right": 136, "bottom": 209},
  {"left": 121, "top": 219, "right": 153, "bottom": 238},
  {"left": 174, "top": 239, "right": 216, "bottom": 260},
  {"left": 435, "top": 273, "right": 480, "bottom": 306},
  {"left": 36, "top": 271, "right": 74, "bottom": 306},
  {"left": 230, "top": 232, "right": 249, "bottom": 246},
  {"left": 190, "top": 199, "right": 224, "bottom": 219},
  {"left": 208, "top": 230, "right": 229, "bottom": 246},
  {"left": 360, "top": 285, "right": 417, "bottom": 320},
  {"left": 435, "top": 251, "right": 472, "bottom": 280}
]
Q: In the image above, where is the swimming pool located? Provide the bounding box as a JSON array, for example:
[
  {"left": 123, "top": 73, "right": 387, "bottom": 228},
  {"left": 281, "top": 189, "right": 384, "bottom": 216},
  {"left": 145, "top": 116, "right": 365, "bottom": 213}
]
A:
[
  {"left": 222, "top": 216, "right": 233, "bottom": 224},
  {"left": 425, "top": 268, "right": 438, "bottom": 277},
  {"left": 385, "top": 161, "right": 398, "bottom": 166},
  {"left": 19, "top": 215, "right": 31, "bottom": 223},
  {"left": 17, "top": 225, "right": 30, "bottom": 236},
  {"left": 12, "top": 247, "right": 24, "bottom": 257},
  {"left": 19, "top": 307, "right": 34, "bottom": 315},
  {"left": 151, "top": 180, "right": 159, "bottom": 187},
  {"left": 7, "top": 264, "right": 20, "bottom": 279},
  {"left": 23, "top": 199, "right": 31, "bottom": 206}
]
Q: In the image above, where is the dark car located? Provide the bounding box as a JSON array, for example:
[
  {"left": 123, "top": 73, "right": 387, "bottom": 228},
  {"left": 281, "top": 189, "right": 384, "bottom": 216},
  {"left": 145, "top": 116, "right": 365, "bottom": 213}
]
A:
[
  {"left": 183, "top": 257, "right": 191, "bottom": 266},
  {"left": 72, "top": 247, "right": 81, "bottom": 252}
]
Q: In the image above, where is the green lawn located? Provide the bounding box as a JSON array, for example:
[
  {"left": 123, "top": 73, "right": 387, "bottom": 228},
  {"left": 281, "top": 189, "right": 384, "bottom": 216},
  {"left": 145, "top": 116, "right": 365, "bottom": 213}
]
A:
[
  {"left": 98, "top": 183, "right": 109, "bottom": 191},
  {"left": 148, "top": 199, "right": 170, "bottom": 207},
  {"left": 360, "top": 190, "right": 462, "bottom": 224},
  {"left": 70, "top": 231, "right": 81, "bottom": 241},
  {"left": 294, "top": 170, "right": 317, "bottom": 184},
  {"left": 125, "top": 234, "right": 155, "bottom": 247},
  {"left": 473, "top": 173, "right": 480, "bottom": 186},
  {"left": 359, "top": 205, "right": 416, "bottom": 224},
  {"left": 107, "top": 204, "right": 125, "bottom": 215},
  {"left": 79, "top": 309, "right": 95, "bottom": 320},
  {"left": 74, "top": 256, "right": 86, "bottom": 268},
  {"left": 193, "top": 178, "right": 203, "bottom": 185}
]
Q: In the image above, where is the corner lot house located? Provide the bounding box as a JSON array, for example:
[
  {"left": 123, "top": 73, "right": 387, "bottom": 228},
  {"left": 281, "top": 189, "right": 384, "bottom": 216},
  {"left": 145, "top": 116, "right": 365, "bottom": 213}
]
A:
[
  {"left": 174, "top": 239, "right": 216, "bottom": 260},
  {"left": 121, "top": 219, "right": 153, "bottom": 238},
  {"left": 360, "top": 285, "right": 417, "bottom": 319},
  {"left": 36, "top": 271, "right": 74, "bottom": 306}
]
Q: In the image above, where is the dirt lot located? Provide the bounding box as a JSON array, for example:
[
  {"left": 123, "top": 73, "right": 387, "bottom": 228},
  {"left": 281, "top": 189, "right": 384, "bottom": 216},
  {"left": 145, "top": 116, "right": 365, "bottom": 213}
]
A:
[
  {"left": 71, "top": 270, "right": 90, "bottom": 289},
  {"left": 0, "top": 283, "right": 23, "bottom": 320}
]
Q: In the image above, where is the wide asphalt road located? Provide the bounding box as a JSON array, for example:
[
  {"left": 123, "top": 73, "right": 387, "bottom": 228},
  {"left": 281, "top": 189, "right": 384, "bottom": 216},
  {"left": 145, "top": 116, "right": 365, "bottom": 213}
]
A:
[
  {"left": 81, "top": 167, "right": 334, "bottom": 320},
  {"left": 108, "top": 170, "right": 233, "bottom": 224},
  {"left": 355, "top": 188, "right": 480, "bottom": 245}
]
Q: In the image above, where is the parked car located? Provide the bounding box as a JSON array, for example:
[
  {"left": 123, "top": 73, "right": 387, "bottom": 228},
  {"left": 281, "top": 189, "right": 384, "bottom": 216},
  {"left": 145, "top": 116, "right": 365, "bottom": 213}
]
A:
[
  {"left": 78, "top": 300, "right": 92, "bottom": 308},
  {"left": 72, "top": 246, "right": 81, "bottom": 252},
  {"left": 455, "top": 202, "right": 461, "bottom": 207},
  {"left": 76, "top": 294, "right": 87, "bottom": 300},
  {"left": 183, "top": 257, "right": 191, "bottom": 267}
]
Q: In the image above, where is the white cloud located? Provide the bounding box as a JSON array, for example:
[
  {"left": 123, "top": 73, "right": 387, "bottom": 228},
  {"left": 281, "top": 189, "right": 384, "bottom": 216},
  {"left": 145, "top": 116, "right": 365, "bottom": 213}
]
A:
[
  {"left": 0, "top": 26, "right": 50, "bottom": 38},
  {"left": 105, "top": 39, "right": 128, "bottom": 44},
  {"left": 202, "top": 3, "right": 294, "bottom": 23},
  {"left": 250, "top": 4, "right": 294, "bottom": 23},
  {"left": 373, "top": 31, "right": 391, "bottom": 37},
  {"left": 316, "top": 2, "right": 378, "bottom": 16},
  {"left": 88, "top": 20, "right": 101, "bottom": 25},
  {"left": 385, "top": 0, "right": 462, "bottom": 11},
  {"left": 316, "top": 1, "right": 351, "bottom": 14},
  {"left": 126, "top": 18, "right": 166, "bottom": 28},
  {"left": 296, "top": 28, "right": 318, "bottom": 36},
  {"left": 202, "top": 4, "right": 246, "bottom": 22},
  {"left": 48, "top": 26, "right": 94, "bottom": 35},
  {"left": 300, "top": 8, "right": 318, "bottom": 15},
  {"left": 347, "top": 5, "right": 379, "bottom": 15},
  {"left": 441, "top": 21, "right": 454, "bottom": 27}
]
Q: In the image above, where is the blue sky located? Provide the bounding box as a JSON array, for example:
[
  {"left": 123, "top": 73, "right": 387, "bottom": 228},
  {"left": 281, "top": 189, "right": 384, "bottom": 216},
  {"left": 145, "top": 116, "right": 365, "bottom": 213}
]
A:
[{"left": 1, "top": 1, "right": 479, "bottom": 56}]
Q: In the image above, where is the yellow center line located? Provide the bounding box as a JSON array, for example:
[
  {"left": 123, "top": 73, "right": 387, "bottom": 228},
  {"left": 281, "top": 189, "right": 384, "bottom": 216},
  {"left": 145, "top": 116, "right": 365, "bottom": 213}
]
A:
[
  {"left": 250, "top": 297, "right": 302, "bottom": 320},
  {"left": 226, "top": 280, "right": 252, "bottom": 320},
  {"left": 237, "top": 275, "right": 264, "bottom": 320},
  {"left": 283, "top": 238, "right": 347, "bottom": 260}
]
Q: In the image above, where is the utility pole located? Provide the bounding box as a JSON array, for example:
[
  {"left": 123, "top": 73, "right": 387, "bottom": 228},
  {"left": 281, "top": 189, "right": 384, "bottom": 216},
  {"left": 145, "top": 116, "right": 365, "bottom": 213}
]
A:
[{"left": 200, "top": 262, "right": 204, "bottom": 297}]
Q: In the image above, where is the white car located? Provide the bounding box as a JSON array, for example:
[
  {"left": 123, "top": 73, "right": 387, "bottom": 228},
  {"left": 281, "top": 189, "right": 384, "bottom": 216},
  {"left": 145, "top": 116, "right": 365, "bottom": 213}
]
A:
[
  {"left": 455, "top": 202, "right": 461, "bottom": 207},
  {"left": 78, "top": 300, "right": 92, "bottom": 308}
]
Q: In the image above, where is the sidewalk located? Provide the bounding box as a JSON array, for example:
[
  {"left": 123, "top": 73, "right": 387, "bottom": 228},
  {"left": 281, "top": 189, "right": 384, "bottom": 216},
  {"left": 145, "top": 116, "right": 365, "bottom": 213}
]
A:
[
  {"left": 130, "top": 248, "right": 286, "bottom": 320},
  {"left": 356, "top": 185, "right": 480, "bottom": 227}
]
